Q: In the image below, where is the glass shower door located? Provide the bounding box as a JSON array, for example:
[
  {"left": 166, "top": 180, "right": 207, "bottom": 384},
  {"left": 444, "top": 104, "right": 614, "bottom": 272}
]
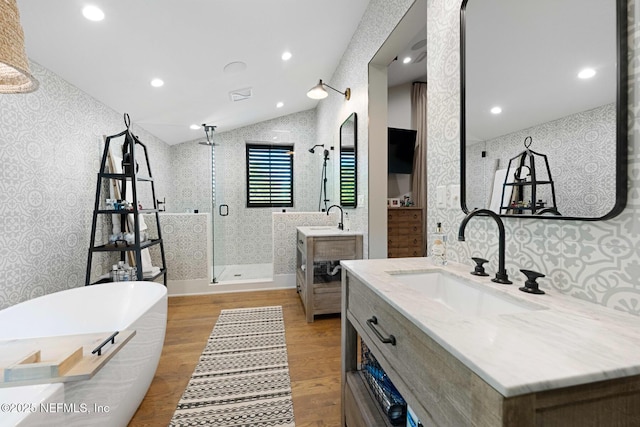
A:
[{"left": 211, "top": 143, "right": 226, "bottom": 283}]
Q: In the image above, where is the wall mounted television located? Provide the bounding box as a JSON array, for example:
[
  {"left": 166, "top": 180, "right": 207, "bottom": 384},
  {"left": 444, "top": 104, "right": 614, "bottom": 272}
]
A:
[{"left": 388, "top": 127, "right": 417, "bottom": 174}]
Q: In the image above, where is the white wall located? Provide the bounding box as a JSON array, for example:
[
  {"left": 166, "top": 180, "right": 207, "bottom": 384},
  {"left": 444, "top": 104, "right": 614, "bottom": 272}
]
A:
[
  {"left": 388, "top": 82, "right": 413, "bottom": 128},
  {"left": 388, "top": 82, "right": 414, "bottom": 199}
]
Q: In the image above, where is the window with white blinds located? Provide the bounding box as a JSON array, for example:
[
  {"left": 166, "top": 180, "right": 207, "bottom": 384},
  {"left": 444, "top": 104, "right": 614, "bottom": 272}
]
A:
[
  {"left": 340, "top": 148, "right": 356, "bottom": 207},
  {"left": 246, "top": 143, "right": 294, "bottom": 207}
]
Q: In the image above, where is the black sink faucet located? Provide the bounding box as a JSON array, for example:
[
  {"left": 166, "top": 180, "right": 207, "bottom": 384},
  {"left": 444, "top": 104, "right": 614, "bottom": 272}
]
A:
[
  {"left": 458, "top": 209, "right": 512, "bottom": 284},
  {"left": 327, "top": 205, "right": 344, "bottom": 230}
]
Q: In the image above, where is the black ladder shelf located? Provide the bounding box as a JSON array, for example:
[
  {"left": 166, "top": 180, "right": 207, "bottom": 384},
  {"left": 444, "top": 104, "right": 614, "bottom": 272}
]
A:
[{"left": 85, "top": 115, "right": 167, "bottom": 286}]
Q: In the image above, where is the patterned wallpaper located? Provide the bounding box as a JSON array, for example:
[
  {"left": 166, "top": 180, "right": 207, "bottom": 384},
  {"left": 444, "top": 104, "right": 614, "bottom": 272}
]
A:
[
  {"left": 0, "top": 62, "right": 172, "bottom": 310},
  {"left": 316, "top": 0, "right": 416, "bottom": 258},
  {"left": 466, "top": 104, "right": 616, "bottom": 218},
  {"left": 427, "top": 0, "right": 640, "bottom": 315}
]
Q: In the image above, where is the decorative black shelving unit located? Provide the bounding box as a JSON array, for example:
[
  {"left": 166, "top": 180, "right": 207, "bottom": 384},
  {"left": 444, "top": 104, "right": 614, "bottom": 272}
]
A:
[
  {"left": 500, "top": 136, "right": 560, "bottom": 216},
  {"left": 85, "top": 114, "right": 167, "bottom": 286}
]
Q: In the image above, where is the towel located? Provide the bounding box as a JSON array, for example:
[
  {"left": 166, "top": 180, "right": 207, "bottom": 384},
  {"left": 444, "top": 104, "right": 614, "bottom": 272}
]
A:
[{"left": 489, "top": 168, "right": 517, "bottom": 213}]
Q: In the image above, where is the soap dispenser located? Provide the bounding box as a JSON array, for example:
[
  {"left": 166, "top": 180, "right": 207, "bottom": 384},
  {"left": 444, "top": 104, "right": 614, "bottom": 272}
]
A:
[{"left": 431, "top": 222, "right": 447, "bottom": 266}]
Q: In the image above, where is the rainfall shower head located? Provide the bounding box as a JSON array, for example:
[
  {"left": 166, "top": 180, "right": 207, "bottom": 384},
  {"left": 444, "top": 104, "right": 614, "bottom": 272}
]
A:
[
  {"left": 198, "top": 124, "right": 217, "bottom": 146},
  {"left": 309, "top": 144, "right": 324, "bottom": 153}
]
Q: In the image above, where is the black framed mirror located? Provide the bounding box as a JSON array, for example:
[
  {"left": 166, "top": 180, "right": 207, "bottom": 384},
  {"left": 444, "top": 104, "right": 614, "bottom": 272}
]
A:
[
  {"left": 460, "top": 0, "right": 627, "bottom": 220},
  {"left": 340, "top": 112, "right": 357, "bottom": 207}
]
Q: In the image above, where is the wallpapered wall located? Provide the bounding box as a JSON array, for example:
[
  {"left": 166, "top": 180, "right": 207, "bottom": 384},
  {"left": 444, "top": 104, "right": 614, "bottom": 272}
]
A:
[
  {"left": 0, "top": 62, "right": 172, "bottom": 310},
  {"left": 466, "top": 104, "right": 616, "bottom": 218},
  {"left": 316, "top": 0, "right": 417, "bottom": 259},
  {"left": 169, "top": 109, "right": 321, "bottom": 267},
  {"left": 427, "top": 0, "right": 640, "bottom": 315}
]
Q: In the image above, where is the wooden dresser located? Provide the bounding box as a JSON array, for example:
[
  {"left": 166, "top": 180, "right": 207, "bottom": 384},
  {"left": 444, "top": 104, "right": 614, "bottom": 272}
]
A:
[{"left": 387, "top": 207, "right": 423, "bottom": 258}]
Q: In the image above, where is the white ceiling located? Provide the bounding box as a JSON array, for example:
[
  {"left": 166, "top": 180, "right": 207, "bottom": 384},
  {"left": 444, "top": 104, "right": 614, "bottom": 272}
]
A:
[
  {"left": 16, "top": 0, "right": 372, "bottom": 145},
  {"left": 464, "top": 0, "right": 616, "bottom": 143},
  {"left": 387, "top": 24, "right": 427, "bottom": 88}
]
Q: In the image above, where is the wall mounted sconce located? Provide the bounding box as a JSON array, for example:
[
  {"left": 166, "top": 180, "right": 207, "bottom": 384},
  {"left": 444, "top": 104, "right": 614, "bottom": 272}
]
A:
[
  {"left": 306, "top": 79, "right": 351, "bottom": 100},
  {"left": 0, "top": 0, "right": 39, "bottom": 93}
]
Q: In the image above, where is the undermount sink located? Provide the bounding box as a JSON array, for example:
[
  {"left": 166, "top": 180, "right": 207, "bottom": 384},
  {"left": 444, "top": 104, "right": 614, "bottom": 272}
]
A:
[{"left": 389, "top": 270, "right": 545, "bottom": 317}]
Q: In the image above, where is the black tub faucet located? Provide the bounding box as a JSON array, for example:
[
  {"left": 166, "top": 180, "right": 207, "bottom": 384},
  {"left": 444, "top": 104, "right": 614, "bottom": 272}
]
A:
[
  {"left": 458, "top": 209, "right": 512, "bottom": 284},
  {"left": 327, "top": 205, "right": 344, "bottom": 230}
]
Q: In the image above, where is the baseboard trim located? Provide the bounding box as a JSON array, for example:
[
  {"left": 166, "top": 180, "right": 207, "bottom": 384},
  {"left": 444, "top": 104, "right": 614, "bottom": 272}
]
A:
[{"left": 167, "top": 274, "right": 296, "bottom": 297}]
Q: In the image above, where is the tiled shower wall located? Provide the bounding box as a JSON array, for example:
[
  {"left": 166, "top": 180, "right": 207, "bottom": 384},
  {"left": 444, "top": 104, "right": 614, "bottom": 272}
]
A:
[
  {"left": 426, "top": 0, "right": 640, "bottom": 314},
  {"left": 169, "top": 109, "right": 323, "bottom": 267},
  {"left": 0, "top": 62, "right": 172, "bottom": 309}
]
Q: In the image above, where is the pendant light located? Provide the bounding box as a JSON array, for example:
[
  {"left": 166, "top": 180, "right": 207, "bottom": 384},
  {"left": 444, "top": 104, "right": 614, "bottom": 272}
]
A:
[{"left": 0, "top": 0, "right": 39, "bottom": 93}]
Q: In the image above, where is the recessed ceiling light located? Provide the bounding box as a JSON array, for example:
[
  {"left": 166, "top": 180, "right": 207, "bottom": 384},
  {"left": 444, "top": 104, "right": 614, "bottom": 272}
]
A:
[
  {"left": 578, "top": 68, "right": 596, "bottom": 79},
  {"left": 82, "top": 5, "right": 105, "bottom": 21},
  {"left": 276, "top": 102, "right": 284, "bottom": 108},
  {"left": 150, "top": 78, "right": 164, "bottom": 88},
  {"left": 190, "top": 124, "right": 200, "bottom": 130},
  {"left": 490, "top": 106, "right": 502, "bottom": 114},
  {"left": 403, "top": 56, "right": 412, "bottom": 64},
  {"left": 281, "top": 51, "right": 292, "bottom": 61}
]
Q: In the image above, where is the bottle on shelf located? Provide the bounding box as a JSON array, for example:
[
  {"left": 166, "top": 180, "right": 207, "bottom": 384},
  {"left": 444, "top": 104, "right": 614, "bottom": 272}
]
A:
[
  {"left": 431, "top": 222, "right": 447, "bottom": 266},
  {"left": 110, "top": 264, "right": 119, "bottom": 282}
]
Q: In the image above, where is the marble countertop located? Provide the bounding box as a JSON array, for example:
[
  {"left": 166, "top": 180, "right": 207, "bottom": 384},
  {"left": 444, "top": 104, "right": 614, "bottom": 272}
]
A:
[
  {"left": 296, "top": 226, "right": 362, "bottom": 237},
  {"left": 341, "top": 257, "right": 640, "bottom": 397}
]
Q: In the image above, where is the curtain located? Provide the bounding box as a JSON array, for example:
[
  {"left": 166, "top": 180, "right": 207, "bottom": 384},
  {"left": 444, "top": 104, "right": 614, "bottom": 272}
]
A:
[{"left": 411, "top": 82, "right": 427, "bottom": 255}]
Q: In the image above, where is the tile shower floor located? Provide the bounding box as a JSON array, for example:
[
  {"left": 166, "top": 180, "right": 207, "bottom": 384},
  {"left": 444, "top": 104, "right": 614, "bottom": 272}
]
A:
[{"left": 215, "top": 263, "right": 273, "bottom": 283}]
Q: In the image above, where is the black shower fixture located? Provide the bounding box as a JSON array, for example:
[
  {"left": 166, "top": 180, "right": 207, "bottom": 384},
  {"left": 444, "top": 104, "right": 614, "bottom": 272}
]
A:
[
  {"left": 308, "top": 144, "right": 324, "bottom": 153},
  {"left": 198, "top": 124, "right": 217, "bottom": 146}
]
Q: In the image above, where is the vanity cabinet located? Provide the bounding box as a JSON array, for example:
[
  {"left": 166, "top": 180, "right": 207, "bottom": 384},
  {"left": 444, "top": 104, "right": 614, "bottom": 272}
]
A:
[
  {"left": 341, "top": 268, "right": 640, "bottom": 427},
  {"left": 387, "top": 207, "right": 423, "bottom": 258},
  {"left": 296, "top": 227, "right": 363, "bottom": 323}
]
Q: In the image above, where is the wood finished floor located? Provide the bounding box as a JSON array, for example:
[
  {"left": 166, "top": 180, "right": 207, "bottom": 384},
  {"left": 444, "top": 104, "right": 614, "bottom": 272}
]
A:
[{"left": 128, "top": 289, "right": 342, "bottom": 427}]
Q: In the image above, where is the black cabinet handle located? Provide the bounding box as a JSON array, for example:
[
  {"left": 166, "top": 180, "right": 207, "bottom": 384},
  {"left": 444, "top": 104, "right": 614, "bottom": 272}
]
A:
[
  {"left": 91, "top": 331, "right": 119, "bottom": 356},
  {"left": 366, "top": 316, "right": 396, "bottom": 346}
]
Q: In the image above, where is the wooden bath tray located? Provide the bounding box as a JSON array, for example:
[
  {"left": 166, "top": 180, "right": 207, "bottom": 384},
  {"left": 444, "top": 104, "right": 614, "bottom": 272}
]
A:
[{"left": 0, "top": 329, "right": 135, "bottom": 388}]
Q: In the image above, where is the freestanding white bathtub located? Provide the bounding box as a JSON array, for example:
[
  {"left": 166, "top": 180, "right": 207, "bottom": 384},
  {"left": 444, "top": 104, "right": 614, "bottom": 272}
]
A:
[{"left": 0, "top": 281, "right": 167, "bottom": 427}]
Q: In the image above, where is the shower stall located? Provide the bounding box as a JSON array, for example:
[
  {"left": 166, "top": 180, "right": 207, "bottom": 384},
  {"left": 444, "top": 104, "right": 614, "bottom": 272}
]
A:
[{"left": 203, "top": 132, "right": 274, "bottom": 285}]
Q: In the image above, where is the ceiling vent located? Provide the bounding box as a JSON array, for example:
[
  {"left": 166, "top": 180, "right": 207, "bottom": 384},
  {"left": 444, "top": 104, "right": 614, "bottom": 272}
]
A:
[
  {"left": 229, "top": 87, "right": 252, "bottom": 102},
  {"left": 414, "top": 51, "right": 427, "bottom": 63}
]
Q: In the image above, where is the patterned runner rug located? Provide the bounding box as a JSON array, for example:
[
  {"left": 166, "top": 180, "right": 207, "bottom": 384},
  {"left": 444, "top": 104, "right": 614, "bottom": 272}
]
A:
[{"left": 170, "top": 306, "right": 296, "bottom": 427}]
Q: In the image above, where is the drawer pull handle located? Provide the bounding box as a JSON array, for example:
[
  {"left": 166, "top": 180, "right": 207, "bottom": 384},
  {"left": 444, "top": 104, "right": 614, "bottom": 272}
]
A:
[{"left": 367, "top": 316, "right": 396, "bottom": 346}]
